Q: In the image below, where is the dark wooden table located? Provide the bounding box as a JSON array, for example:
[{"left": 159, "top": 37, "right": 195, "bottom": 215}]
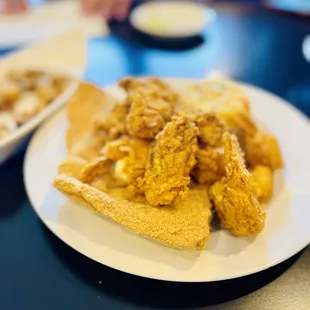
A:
[{"left": 1, "top": 3, "right": 310, "bottom": 310}]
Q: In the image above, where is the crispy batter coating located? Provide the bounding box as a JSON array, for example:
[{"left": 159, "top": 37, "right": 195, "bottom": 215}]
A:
[
  {"left": 54, "top": 176, "right": 212, "bottom": 251},
  {"left": 94, "top": 100, "right": 130, "bottom": 140},
  {"left": 193, "top": 148, "right": 224, "bottom": 185},
  {"left": 119, "top": 77, "right": 177, "bottom": 139},
  {"left": 100, "top": 136, "right": 131, "bottom": 161},
  {"left": 248, "top": 165, "right": 273, "bottom": 204},
  {"left": 113, "top": 139, "right": 150, "bottom": 196},
  {"left": 144, "top": 115, "right": 198, "bottom": 206},
  {"left": 196, "top": 113, "right": 226, "bottom": 147},
  {"left": 57, "top": 156, "right": 86, "bottom": 179},
  {"left": 180, "top": 80, "right": 257, "bottom": 136},
  {"left": 80, "top": 157, "right": 112, "bottom": 183},
  {"left": 192, "top": 113, "right": 226, "bottom": 185},
  {"left": 245, "top": 132, "right": 284, "bottom": 171},
  {"left": 87, "top": 137, "right": 150, "bottom": 196},
  {"left": 126, "top": 93, "right": 169, "bottom": 140},
  {"left": 209, "top": 133, "right": 266, "bottom": 236},
  {"left": 55, "top": 77, "right": 285, "bottom": 250},
  {"left": 66, "top": 82, "right": 114, "bottom": 160},
  {"left": 119, "top": 77, "right": 178, "bottom": 105}
]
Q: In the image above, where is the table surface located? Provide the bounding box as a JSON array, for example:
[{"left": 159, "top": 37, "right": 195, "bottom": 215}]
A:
[{"left": 1, "top": 3, "right": 310, "bottom": 310}]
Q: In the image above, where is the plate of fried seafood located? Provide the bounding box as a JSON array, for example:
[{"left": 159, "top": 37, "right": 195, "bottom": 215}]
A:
[
  {"left": 24, "top": 77, "right": 310, "bottom": 282},
  {"left": 0, "top": 68, "right": 77, "bottom": 164}
]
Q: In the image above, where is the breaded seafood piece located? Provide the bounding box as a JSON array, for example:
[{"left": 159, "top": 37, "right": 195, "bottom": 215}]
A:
[
  {"left": 248, "top": 165, "right": 273, "bottom": 204},
  {"left": 112, "top": 139, "right": 150, "bottom": 196},
  {"left": 193, "top": 148, "right": 224, "bottom": 185},
  {"left": 94, "top": 100, "right": 130, "bottom": 140},
  {"left": 180, "top": 80, "right": 257, "bottom": 135},
  {"left": 245, "top": 132, "right": 284, "bottom": 171},
  {"left": 66, "top": 82, "right": 116, "bottom": 160},
  {"left": 126, "top": 93, "right": 170, "bottom": 140},
  {"left": 119, "top": 77, "right": 177, "bottom": 139},
  {"left": 144, "top": 115, "right": 198, "bottom": 206},
  {"left": 196, "top": 113, "right": 226, "bottom": 147},
  {"left": 54, "top": 175, "right": 212, "bottom": 251},
  {"left": 57, "top": 156, "right": 87, "bottom": 179},
  {"left": 119, "top": 76, "right": 178, "bottom": 107},
  {"left": 209, "top": 133, "right": 266, "bottom": 236},
  {"left": 80, "top": 156, "right": 112, "bottom": 184}
]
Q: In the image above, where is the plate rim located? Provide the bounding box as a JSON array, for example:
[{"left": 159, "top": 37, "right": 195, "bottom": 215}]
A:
[{"left": 24, "top": 78, "right": 310, "bottom": 282}]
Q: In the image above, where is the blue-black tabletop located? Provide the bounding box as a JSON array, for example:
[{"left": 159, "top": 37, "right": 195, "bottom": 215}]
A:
[{"left": 1, "top": 3, "right": 310, "bottom": 310}]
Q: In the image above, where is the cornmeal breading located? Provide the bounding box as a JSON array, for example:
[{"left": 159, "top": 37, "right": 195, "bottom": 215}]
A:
[
  {"left": 54, "top": 176, "right": 212, "bottom": 251},
  {"left": 66, "top": 82, "right": 115, "bottom": 159}
]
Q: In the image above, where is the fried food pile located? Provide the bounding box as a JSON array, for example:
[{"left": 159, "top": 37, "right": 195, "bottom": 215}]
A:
[
  {"left": 0, "top": 69, "right": 69, "bottom": 140},
  {"left": 54, "top": 77, "right": 284, "bottom": 251}
]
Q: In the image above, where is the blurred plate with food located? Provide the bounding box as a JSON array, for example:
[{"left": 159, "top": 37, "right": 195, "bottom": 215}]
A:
[
  {"left": 0, "top": 0, "right": 107, "bottom": 50},
  {"left": 0, "top": 67, "right": 78, "bottom": 163},
  {"left": 24, "top": 77, "right": 310, "bottom": 282},
  {"left": 130, "top": 1, "right": 216, "bottom": 38}
]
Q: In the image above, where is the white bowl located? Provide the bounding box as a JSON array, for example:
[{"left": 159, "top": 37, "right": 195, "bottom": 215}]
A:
[
  {"left": 130, "top": 1, "right": 216, "bottom": 39},
  {"left": 0, "top": 67, "right": 79, "bottom": 164}
]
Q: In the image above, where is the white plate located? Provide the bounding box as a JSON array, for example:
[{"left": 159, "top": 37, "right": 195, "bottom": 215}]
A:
[
  {"left": 0, "top": 66, "right": 79, "bottom": 164},
  {"left": 130, "top": 1, "right": 216, "bottom": 38},
  {"left": 24, "top": 78, "right": 310, "bottom": 282}
]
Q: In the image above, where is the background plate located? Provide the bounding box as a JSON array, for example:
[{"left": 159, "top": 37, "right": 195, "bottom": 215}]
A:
[{"left": 24, "top": 79, "right": 310, "bottom": 282}]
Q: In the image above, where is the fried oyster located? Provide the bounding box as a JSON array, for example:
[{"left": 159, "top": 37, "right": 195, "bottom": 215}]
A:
[
  {"left": 119, "top": 77, "right": 178, "bottom": 139},
  {"left": 143, "top": 115, "right": 198, "bottom": 206}
]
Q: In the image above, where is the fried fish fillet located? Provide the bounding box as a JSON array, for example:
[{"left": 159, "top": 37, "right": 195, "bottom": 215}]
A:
[
  {"left": 66, "top": 82, "right": 116, "bottom": 160},
  {"left": 57, "top": 156, "right": 86, "bottom": 179},
  {"left": 53, "top": 175, "right": 212, "bottom": 251}
]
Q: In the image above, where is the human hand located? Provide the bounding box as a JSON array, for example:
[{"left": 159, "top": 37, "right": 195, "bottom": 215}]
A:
[
  {"left": 0, "top": 0, "right": 28, "bottom": 13},
  {"left": 80, "top": 0, "right": 132, "bottom": 21}
]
